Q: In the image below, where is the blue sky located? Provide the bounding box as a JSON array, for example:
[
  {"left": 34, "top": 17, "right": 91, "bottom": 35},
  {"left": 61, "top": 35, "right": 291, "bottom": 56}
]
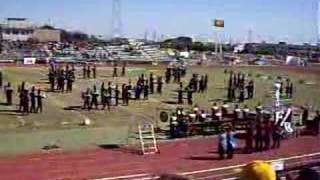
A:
[{"left": 0, "top": 0, "right": 318, "bottom": 44}]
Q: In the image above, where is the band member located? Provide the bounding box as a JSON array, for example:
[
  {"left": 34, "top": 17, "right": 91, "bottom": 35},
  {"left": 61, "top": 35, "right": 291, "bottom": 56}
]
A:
[
  {"left": 245, "top": 119, "right": 254, "bottom": 153},
  {"left": 263, "top": 119, "right": 272, "bottom": 150},
  {"left": 272, "top": 124, "right": 281, "bottom": 149},
  {"left": 211, "top": 103, "right": 220, "bottom": 121},
  {"left": 71, "top": 64, "right": 76, "bottom": 72},
  {"left": 230, "top": 86, "right": 236, "bottom": 101},
  {"left": 199, "top": 76, "right": 205, "bottom": 93},
  {"left": 105, "top": 89, "right": 111, "bottom": 111},
  {"left": 115, "top": 85, "right": 120, "bottom": 106},
  {"left": 0, "top": 71, "right": 2, "bottom": 87},
  {"left": 30, "top": 86, "right": 36, "bottom": 113},
  {"left": 186, "top": 87, "right": 193, "bottom": 105},
  {"left": 157, "top": 76, "right": 163, "bottom": 94},
  {"left": 178, "top": 82, "right": 184, "bottom": 104},
  {"left": 48, "top": 69, "right": 55, "bottom": 91},
  {"left": 239, "top": 86, "right": 245, "bottom": 103},
  {"left": 90, "top": 85, "right": 99, "bottom": 109},
  {"left": 227, "top": 85, "right": 232, "bottom": 100},
  {"left": 87, "top": 65, "right": 91, "bottom": 79},
  {"left": 100, "top": 87, "right": 109, "bottom": 111},
  {"left": 285, "top": 80, "right": 290, "bottom": 98},
  {"left": 18, "top": 86, "right": 24, "bottom": 112},
  {"left": 280, "top": 81, "right": 283, "bottom": 95},
  {"left": 221, "top": 103, "right": 229, "bottom": 118},
  {"left": 204, "top": 74, "right": 208, "bottom": 91},
  {"left": 301, "top": 105, "right": 309, "bottom": 125},
  {"left": 233, "top": 104, "right": 241, "bottom": 126},
  {"left": 243, "top": 105, "right": 250, "bottom": 120},
  {"left": 82, "top": 64, "right": 87, "bottom": 79},
  {"left": 66, "top": 70, "right": 75, "bottom": 93},
  {"left": 255, "top": 119, "right": 264, "bottom": 152},
  {"left": 135, "top": 84, "right": 142, "bottom": 100},
  {"left": 5, "top": 82, "right": 13, "bottom": 105},
  {"left": 176, "top": 68, "right": 181, "bottom": 83},
  {"left": 121, "top": 61, "right": 126, "bottom": 76},
  {"left": 92, "top": 65, "right": 97, "bottom": 79},
  {"left": 113, "top": 63, "right": 118, "bottom": 77},
  {"left": 57, "top": 70, "right": 65, "bottom": 92},
  {"left": 23, "top": 89, "right": 29, "bottom": 114},
  {"left": 313, "top": 110, "right": 320, "bottom": 136},
  {"left": 36, "top": 89, "right": 44, "bottom": 113},
  {"left": 247, "top": 80, "right": 254, "bottom": 99},
  {"left": 82, "top": 88, "right": 91, "bottom": 110},
  {"left": 122, "top": 84, "right": 129, "bottom": 106},
  {"left": 149, "top": 73, "right": 154, "bottom": 94},
  {"left": 288, "top": 82, "right": 294, "bottom": 99},
  {"left": 165, "top": 67, "right": 171, "bottom": 84},
  {"left": 143, "top": 81, "right": 149, "bottom": 100}
]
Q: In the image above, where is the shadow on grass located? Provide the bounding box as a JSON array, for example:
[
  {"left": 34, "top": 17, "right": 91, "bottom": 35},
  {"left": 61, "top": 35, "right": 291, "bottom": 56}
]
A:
[
  {"left": 98, "top": 144, "right": 120, "bottom": 149},
  {"left": 0, "top": 109, "right": 24, "bottom": 116},
  {"left": 0, "top": 102, "right": 9, "bottom": 106},
  {"left": 162, "top": 100, "right": 179, "bottom": 105},
  {"left": 98, "top": 144, "right": 142, "bottom": 155},
  {"left": 64, "top": 106, "right": 83, "bottom": 111},
  {"left": 208, "top": 98, "right": 226, "bottom": 103}
]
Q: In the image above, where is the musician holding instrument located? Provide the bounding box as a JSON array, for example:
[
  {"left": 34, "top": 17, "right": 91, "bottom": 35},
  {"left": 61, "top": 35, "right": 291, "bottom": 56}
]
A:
[{"left": 313, "top": 111, "right": 320, "bottom": 136}]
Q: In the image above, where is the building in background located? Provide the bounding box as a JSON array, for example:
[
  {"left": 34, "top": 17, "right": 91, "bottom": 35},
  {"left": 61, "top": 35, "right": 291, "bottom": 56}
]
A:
[
  {"left": 32, "top": 26, "right": 61, "bottom": 42},
  {"left": 0, "top": 18, "right": 61, "bottom": 42},
  {"left": 0, "top": 18, "right": 34, "bottom": 41}
]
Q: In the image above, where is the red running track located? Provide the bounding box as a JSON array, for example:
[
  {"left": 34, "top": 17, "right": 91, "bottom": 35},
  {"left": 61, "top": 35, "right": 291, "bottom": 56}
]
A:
[{"left": 0, "top": 135, "right": 320, "bottom": 180}]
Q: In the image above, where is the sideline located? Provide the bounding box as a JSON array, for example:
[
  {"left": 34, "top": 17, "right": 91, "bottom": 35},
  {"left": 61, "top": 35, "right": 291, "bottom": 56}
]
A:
[{"left": 92, "top": 151, "right": 320, "bottom": 180}]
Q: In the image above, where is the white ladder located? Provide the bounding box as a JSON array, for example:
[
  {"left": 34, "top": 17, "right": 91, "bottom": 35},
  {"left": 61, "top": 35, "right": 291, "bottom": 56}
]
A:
[{"left": 138, "top": 124, "right": 159, "bottom": 155}]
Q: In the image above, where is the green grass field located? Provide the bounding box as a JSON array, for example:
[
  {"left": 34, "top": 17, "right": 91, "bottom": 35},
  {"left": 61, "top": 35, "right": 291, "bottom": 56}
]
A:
[{"left": 0, "top": 65, "right": 319, "bottom": 155}]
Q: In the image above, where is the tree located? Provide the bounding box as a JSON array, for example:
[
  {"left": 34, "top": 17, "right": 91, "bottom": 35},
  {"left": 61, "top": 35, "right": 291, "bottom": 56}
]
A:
[
  {"left": 160, "top": 36, "right": 193, "bottom": 50},
  {"left": 192, "top": 41, "right": 206, "bottom": 51}
]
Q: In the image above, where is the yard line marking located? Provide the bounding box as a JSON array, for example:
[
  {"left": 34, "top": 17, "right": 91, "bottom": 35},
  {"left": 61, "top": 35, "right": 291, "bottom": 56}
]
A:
[
  {"left": 92, "top": 173, "right": 149, "bottom": 180},
  {"left": 92, "top": 151, "right": 320, "bottom": 180}
]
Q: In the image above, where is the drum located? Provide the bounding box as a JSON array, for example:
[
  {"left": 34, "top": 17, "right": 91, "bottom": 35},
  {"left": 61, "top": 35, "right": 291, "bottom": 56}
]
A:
[
  {"left": 160, "top": 111, "right": 169, "bottom": 123},
  {"left": 189, "top": 113, "right": 196, "bottom": 121},
  {"left": 201, "top": 113, "right": 207, "bottom": 119}
]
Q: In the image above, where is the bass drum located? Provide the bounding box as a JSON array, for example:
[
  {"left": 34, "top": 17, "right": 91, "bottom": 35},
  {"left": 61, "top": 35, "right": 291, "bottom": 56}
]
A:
[{"left": 160, "top": 111, "right": 170, "bottom": 123}]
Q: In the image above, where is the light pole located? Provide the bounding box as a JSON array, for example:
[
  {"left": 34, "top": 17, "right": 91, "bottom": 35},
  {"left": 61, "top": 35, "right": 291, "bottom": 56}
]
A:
[{"left": 213, "top": 19, "right": 224, "bottom": 61}]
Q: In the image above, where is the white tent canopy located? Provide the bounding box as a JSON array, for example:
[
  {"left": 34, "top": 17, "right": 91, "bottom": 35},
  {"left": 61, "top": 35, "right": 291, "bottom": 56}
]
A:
[{"left": 286, "top": 56, "right": 305, "bottom": 66}]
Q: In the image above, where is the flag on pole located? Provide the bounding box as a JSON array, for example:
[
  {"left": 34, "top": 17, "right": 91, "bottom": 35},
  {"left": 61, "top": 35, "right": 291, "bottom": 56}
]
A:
[{"left": 214, "top": 19, "right": 224, "bottom": 28}]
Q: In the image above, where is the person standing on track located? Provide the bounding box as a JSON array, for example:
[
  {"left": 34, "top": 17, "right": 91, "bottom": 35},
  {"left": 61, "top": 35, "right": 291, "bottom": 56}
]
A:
[
  {"left": 218, "top": 125, "right": 236, "bottom": 159},
  {"left": 29, "top": 86, "right": 36, "bottom": 113},
  {"left": 92, "top": 65, "right": 97, "bottom": 79},
  {"left": 4, "top": 82, "right": 13, "bottom": 105},
  {"left": 121, "top": 61, "right": 126, "bottom": 77},
  {"left": 36, "top": 89, "right": 44, "bottom": 113}
]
